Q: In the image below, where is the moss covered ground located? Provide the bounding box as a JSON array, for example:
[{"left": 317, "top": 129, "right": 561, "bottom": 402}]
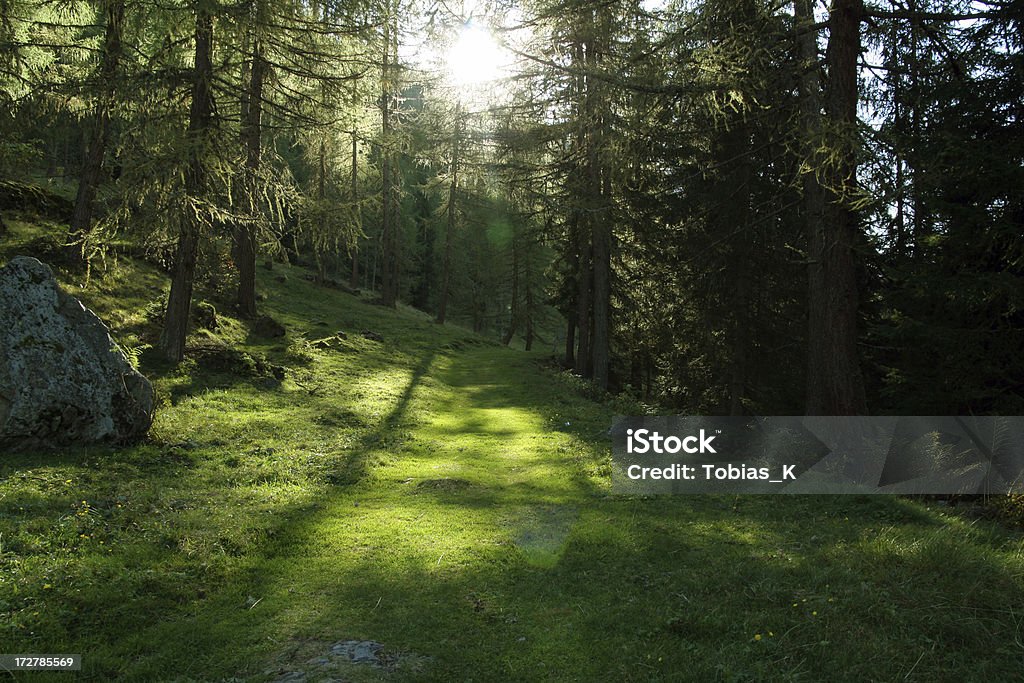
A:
[{"left": 1, "top": 219, "right": 1023, "bottom": 681}]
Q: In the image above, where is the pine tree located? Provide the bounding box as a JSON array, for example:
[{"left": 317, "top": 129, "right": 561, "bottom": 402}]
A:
[{"left": 160, "top": 1, "right": 217, "bottom": 363}]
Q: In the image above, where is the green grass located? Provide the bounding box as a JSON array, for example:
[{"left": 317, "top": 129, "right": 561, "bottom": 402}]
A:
[{"left": 2, "top": 219, "right": 1023, "bottom": 681}]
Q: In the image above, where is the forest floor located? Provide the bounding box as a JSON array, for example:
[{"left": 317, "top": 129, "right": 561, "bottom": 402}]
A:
[{"left": 2, "top": 216, "right": 1024, "bottom": 681}]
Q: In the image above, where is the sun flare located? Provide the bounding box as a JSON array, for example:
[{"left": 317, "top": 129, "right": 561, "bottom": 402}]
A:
[{"left": 445, "top": 23, "right": 509, "bottom": 90}]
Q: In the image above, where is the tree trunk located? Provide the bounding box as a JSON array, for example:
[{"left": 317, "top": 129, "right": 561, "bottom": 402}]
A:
[
  {"left": 589, "top": 17, "right": 612, "bottom": 390},
  {"left": 564, "top": 213, "right": 578, "bottom": 367},
  {"left": 523, "top": 237, "right": 536, "bottom": 352},
  {"left": 524, "top": 266, "right": 535, "bottom": 351},
  {"left": 725, "top": 122, "right": 752, "bottom": 416},
  {"left": 68, "top": 0, "right": 124, "bottom": 259},
  {"left": 891, "top": 17, "right": 906, "bottom": 258},
  {"left": 350, "top": 244, "right": 360, "bottom": 290},
  {"left": 503, "top": 223, "right": 519, "bottom": 346},
  {"left": 591, "top": 191, "right": 611, "bottom": 387},
  {"left": 569, "top": 33, "right": 592, "bottom": 378},
  {"left": 575, "top": 235, "right": 592, "bottom": 377},
  {"left": 161, "top": 7, "right": 214, "bottom": 363},
  {"left": 371, "top": 238, "right": 379, "bottom": 291},
  {"left": 379, "top": 7, "right": 399, "bottom": 307},
  {"left": 350, "top": 132, "right": 360, "bottom": 289},
  {"left": 564, "top": 319, "right": 576, "bottom": 367},
  {"left": 909, "top": 20, "right": 925, "bottom": 259},
  {"left": 804, "top": 0, "right": 868, "bottom": 415},
  {"left": 234, "top": 23, "right": 263, "bottom": 319},
  {"left": 797, "top": 0, "right": 826, "bottom": 410},
  {"left": 437, "top": 104, "right": 459, "bottom": 324},
  {"left": 392, "top": 160, "right": 402, "bottom": 298},
  {"left": 315, "top": 138, "right": 328, "bottom": 284}
]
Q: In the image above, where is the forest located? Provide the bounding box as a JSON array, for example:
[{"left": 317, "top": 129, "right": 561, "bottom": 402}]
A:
[
  {"left": 2, "top": 0, "right": 1024, "bottom": 680},
  {"left": 2, "top": 0, "right": 1019, "bottom": 416}
]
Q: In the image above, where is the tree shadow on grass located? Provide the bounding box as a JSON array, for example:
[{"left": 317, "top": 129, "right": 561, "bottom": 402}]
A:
[
  {"left": 8, "top": 346, "right": 1023, "bottom": 681},
  {"left": 0, "top": 349, "right": 440, "bottom": 677},
  {"left": 321, "top": 351, "right": 438, "bottom": 487},
  {"left": 133, "top": 489, "right": 1024, "bottom": 681}
]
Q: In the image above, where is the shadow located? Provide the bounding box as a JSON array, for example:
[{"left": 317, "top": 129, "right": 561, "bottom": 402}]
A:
[
  {"left": 0, "top": 347, "right": 440, "bottom": 678},
  {"left": 323, "top": 351, "right": 437, "bottom": 486},
  {"left": 5, "top": 344, "right": 1024, "bottom": 681},
  {"left": 123, "top": 488, "right": 1024, "bottom": 681}
]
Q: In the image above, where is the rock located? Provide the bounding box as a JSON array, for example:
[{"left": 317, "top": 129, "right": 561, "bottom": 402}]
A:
[
  {"left": 274, "top": 637, "right": 429, "bottom": 678},
  {"left": 311, "top": 333, "right": 348, "bottom": 350},
  {"left": 319, "top": 279, "right": 359, "bottom": 296},
  {"left": 275, "top": 275, "right": 287, "bottom": 283},
  {"left": 361, "top": 330, "right": 383, "bottom": 342},
  {"left": 189, "top": 341, "right": 284, "bottom": 382},
  {"left": 330, "top": 640, "right": 383, "bottom": 666},
  {"left": 351, "top": 641, "right": 383, "bottom": 664},
  {"left": 253, "top": 314, "right": 286, "bottom": 338},
  {"left": 193, "top": 300, "right": 218, "bottom": 331},
  {"left": 0, "top": 257, "right": 155, "bottom": 449},
  {"left": 0, "top": 180, "right": 74, "bottom": 221}
]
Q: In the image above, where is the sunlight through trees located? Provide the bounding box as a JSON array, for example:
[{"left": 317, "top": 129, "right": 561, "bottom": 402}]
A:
[{"left": 1, "top": 0, "right": 1020, "bottom": 413}]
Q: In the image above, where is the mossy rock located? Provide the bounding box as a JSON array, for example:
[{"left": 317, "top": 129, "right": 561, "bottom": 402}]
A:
[
  {"left": 193, "top": 301, "right": 219, "bottom": 331},
  {"left": 253, "top": 314, "right": 286, "bottom": 338},
  {"left": 17, "top": 233, "right": 77, "bottom": 268},
  {"left": 188, "top": 341, "right": 285, "bottom": 381},
  {"left": 0, "top": 180, "right": 74, "bottom": 221}
]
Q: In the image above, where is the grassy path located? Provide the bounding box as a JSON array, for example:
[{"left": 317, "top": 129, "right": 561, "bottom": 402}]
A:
[
  {"left": 141, "top": 347, "right": 1024, "bottom": 682},
  {"left": 173, "top": 347, "right": 618, "bottom": 681}
]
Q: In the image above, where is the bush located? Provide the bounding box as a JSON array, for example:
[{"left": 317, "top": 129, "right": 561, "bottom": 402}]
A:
[{"left": 985, "top": 494, "right": 1024, "bottom": 529}]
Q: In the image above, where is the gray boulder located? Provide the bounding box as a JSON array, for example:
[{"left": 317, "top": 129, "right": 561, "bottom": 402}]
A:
[{"left": 0, "top": 256, "right": 155, "bottom": 449}]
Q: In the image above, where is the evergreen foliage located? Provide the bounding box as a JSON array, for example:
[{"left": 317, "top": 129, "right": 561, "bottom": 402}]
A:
[{"left": 1, "top": 0, "right": 1020, "bottom": 412}]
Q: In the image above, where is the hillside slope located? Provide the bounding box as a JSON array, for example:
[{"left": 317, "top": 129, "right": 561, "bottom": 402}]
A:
[{"left": 1, "top": 220, "right": 1023, "bottom": 681}]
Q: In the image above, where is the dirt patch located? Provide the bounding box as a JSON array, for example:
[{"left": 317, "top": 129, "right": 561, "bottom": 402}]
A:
[{"left": 266, "top": 637, "right": 431, "bottom": 682}]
